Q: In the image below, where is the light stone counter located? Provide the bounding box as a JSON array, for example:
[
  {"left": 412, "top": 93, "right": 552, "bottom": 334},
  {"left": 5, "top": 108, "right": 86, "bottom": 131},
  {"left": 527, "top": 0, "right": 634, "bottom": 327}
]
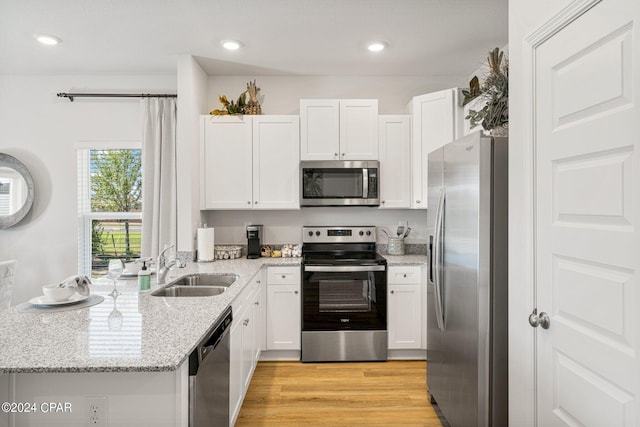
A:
[
  {"left": 382, "top": 254, "right": 428, "bottom": 266},
  {"left": 0, "top": 257, "right": 300, "bottom": 374}
]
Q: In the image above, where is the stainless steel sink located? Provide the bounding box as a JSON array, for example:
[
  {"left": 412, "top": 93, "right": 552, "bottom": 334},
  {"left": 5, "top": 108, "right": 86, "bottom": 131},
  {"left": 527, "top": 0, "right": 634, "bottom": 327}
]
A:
[
  {"left": 152, "top": 286, "right": 227, "bottom": 297},
  {"left": 168, "top": 273, "right": 238, "bottom": 287},
  {"left": 151, "top": 273, "right": 238, "bottom": 297}
]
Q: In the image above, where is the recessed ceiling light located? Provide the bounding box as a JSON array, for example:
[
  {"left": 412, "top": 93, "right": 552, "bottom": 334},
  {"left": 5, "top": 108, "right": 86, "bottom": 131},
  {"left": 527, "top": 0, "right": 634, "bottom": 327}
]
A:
[
  {"left": 367, "top": 41, "right": 388, "bottom": 52},
  {"left": 220, "top": 39, "right": 244, "bottom": 50},
  {"left": 35, "top": 33, "right": 62, "bottom": 46}
]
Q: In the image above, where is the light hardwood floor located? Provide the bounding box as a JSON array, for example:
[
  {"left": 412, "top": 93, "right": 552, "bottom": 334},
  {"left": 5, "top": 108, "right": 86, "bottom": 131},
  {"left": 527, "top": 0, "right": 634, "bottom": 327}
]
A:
[{"left": 236, "top": 360, "right": 443, "bottom": 426}]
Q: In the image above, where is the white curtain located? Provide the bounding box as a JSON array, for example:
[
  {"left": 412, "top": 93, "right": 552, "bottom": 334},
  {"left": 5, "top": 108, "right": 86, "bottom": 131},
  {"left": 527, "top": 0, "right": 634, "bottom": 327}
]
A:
[{"left": 141, "top": 98, "right": 177, "bottom": 258}]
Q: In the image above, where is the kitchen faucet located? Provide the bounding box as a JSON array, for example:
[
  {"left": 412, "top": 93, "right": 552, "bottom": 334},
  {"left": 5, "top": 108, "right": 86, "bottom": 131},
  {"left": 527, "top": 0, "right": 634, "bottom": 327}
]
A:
[{"left": 157, "top": 244, "right": 176, "bottom": 284}]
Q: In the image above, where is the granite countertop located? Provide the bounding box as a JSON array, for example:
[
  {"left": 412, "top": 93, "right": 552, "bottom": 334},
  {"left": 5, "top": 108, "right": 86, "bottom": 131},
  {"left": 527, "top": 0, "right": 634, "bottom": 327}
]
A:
[
  {"left": 0, "top": 253, "right": 427, "bottom": 374},
  {"left": 0, "top": 257, "right": 300, "bottom": 374},
  {"left": 383, "top": 254, "right": 428, "bottom": 265}
]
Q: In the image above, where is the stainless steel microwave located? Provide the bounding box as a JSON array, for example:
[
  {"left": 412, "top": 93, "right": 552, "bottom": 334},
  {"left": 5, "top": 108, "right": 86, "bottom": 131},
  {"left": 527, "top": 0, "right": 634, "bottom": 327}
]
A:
[{"left": 300, "top": 160, "right": 379, "bottom": 206}]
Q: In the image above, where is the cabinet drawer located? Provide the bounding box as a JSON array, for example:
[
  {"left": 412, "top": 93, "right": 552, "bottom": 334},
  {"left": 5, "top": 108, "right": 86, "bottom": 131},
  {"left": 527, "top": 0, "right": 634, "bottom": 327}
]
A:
[
  {"left": 267, "top": 266, "right": 301, "bottom": 285},
  {"left": 388, "top": 266, "right": 421, "bottom": 284}
]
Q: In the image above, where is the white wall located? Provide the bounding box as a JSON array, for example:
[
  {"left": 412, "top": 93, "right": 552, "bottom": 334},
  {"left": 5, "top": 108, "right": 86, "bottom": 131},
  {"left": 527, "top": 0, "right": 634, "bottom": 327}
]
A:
[
  {"left": 206, "top": 75, "right": 468, "bottom": 115},
  {"left": 0, "top": 74, "right": 176, "bottom": 305},
  {"left": 508, "top": 0, "right": 571, "bottom": 426},
  {"left": 176, "top": 56, "right": 208, "bottom": 253}
]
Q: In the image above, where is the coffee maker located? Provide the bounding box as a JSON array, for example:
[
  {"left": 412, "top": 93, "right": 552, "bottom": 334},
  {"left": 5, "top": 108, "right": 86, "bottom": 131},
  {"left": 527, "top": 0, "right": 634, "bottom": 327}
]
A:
[{"left": 246, "top": 225, "right": 263, "bottom": 259}]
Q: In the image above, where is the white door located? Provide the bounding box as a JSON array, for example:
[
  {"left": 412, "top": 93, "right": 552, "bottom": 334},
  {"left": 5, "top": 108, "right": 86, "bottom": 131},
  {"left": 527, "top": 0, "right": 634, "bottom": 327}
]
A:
[
  {"left": 535, "top": 0, "right": 639, "bottom": 424},
  {"left": 300, "top": 99, "right": 340, "bottom": 160},
  {"left": 378, "top": 115, "right": 411, "bottom": 209},
  {"left": 252, "top": 115, "right": 300, "bottom": 209},
  {"left": 266, "top": 285, "right": 301, "bottom": 350},
  {"left": 339, "top": 99, "right": 379, "bottom": 160},
  {"left": 388, "top": 284, "right": 421, "bottom": 349},
  {"left": 200, "top": 116, "right": 253, "bottom": 209},
  {"left": 409, "top": 89, "right": 459, "bottom": 209}
]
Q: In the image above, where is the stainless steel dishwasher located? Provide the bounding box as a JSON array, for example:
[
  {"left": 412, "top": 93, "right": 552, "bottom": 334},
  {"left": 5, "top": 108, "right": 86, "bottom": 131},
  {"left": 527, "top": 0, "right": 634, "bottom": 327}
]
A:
[{"left": 189, "top": 306, "right": 232, "bottom": 427}]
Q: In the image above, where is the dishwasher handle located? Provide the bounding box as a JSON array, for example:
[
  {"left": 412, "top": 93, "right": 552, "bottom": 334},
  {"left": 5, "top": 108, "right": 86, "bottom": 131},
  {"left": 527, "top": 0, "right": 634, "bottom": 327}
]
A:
[{"left": 189, "top": 307, "right": 233, "bottom": 376}]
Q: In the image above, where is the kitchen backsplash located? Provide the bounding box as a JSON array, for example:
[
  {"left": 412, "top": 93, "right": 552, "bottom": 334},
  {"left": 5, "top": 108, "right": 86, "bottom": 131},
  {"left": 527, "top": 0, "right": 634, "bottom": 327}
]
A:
[{"left": 199, "top": 208, "right": 428, "bottom": 247}]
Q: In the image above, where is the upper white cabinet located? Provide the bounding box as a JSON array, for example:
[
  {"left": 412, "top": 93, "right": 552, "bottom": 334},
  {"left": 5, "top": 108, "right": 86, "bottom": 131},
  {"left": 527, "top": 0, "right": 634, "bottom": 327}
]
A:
[
  {"left": 378, "top": 115, "right": 411, "bottom": 209},
  {"left": 252, "top": 116, "right": 301, "bottom": 209},
  {"left": 408, "top": 88, "right": 462, "bottom": 209},
  {"left": 300, "top": 99, "right": 378, "bottom": 161},
  {"left": 201, "top": 115, "right": 300, "bottom": 210}
]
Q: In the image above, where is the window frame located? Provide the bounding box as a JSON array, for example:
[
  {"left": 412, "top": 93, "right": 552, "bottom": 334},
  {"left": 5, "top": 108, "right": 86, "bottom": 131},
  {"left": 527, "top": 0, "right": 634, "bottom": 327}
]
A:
[{"left": 77, "top": 142, "right": 142, "bottom": 277}]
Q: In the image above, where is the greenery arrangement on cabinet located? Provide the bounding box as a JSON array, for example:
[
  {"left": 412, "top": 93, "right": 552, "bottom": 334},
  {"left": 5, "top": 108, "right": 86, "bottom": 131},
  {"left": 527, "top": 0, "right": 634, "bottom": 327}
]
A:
[
  {"left": 462, "top": 48, "right": 508, "bottom": 134},
  {"left": 210, "top": 80, "right": 262, "bottom": 115}
]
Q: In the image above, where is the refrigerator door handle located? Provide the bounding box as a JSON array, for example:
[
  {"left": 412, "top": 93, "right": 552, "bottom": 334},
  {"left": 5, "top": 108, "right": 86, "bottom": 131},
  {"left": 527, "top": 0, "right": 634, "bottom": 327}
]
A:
[{"left": 433, "top": 188, "right": 446, "bottom": 331}]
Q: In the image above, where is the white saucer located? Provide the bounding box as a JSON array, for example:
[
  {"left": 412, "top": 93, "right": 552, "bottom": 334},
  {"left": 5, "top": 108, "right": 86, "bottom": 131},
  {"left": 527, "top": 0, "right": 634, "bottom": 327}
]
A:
[{"left": 29, "top": 294, "right": 89, "bottom": 307}]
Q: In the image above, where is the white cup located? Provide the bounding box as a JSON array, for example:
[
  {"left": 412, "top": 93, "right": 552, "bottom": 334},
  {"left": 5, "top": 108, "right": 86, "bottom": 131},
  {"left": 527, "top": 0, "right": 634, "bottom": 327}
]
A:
[{"left": 42, "top": 284, "right": 76, "bottom": 302}]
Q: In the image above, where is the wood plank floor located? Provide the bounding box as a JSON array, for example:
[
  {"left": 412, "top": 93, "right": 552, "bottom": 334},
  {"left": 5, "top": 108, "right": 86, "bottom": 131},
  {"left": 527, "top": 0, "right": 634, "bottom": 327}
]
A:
[{"left": 236, "top": 360, "right": 444, "bottom": 426}]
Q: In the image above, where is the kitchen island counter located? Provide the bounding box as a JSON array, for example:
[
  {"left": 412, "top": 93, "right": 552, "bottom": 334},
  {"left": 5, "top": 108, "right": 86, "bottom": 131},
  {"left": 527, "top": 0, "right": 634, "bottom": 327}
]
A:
[{"left": 0, "top": 257, "right": 301, "bottom": 374}]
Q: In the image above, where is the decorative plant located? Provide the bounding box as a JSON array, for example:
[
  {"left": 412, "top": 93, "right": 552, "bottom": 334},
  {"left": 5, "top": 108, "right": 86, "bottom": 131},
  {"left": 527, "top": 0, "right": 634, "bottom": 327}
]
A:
[
  {"left": 245, "top": 80, "right": 262, "bottom": 115},
  {"left": 210, "top": 92, "right": 247, "bottom": 115},
  {"left": 462, "top": 48, "right": 509, "bottom": 132},
  {"left": 209, "top": 80, "right": 262, "bottom": 116}
]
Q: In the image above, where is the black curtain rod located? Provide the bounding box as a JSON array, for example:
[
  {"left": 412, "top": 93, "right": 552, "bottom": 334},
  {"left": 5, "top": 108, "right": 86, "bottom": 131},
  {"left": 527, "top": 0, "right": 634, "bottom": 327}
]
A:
[{"left": 57, "top": 92, "right": 177, "bottom": 102}]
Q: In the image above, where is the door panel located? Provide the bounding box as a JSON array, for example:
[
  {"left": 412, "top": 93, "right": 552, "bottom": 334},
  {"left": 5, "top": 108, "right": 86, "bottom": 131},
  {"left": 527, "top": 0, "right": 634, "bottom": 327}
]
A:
[{"left": 535, "top": 0, "right": 639, "bottom": 425}]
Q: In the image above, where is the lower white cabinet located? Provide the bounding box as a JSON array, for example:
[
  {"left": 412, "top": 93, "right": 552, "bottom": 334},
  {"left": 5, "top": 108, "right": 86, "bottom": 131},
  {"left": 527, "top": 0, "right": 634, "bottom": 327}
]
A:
[
  {"left": 387, "top": 266, "right": 423, "bottom": 350},
  {"left": 266, "top": 266, "right": 301, "bottom": 350},
  {"left": 230, "top": 271, "right": 263, "bottom": 425}
]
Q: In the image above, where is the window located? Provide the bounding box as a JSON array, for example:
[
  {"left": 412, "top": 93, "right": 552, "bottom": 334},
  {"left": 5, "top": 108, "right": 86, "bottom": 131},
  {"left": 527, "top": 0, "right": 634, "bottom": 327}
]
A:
[{"left": 77, "top": 144, "right": 142, "bottom": 278}]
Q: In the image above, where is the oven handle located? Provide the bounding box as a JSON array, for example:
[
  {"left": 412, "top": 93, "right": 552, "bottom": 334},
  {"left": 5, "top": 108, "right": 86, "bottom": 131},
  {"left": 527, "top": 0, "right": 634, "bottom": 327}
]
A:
[{"left": 303, "top": 265, "right": 386, "bottom": 272}]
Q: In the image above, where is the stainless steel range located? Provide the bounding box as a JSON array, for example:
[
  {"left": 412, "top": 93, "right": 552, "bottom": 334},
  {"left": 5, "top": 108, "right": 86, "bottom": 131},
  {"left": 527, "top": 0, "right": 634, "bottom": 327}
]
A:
[{"left": 301, "top": 226, "right": 387, "bottom": 362}]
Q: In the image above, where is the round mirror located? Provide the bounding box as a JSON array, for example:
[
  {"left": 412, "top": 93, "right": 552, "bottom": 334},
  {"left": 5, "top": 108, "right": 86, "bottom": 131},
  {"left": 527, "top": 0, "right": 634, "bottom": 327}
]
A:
[{"left": 0, "top": 153, "right": 35, "bottom": 229}]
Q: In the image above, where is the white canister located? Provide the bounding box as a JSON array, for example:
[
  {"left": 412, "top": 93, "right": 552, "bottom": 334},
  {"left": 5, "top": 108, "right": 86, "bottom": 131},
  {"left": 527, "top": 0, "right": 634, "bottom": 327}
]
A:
[{"left": 387, "top": 237, "right": 405, "bottom": 256}]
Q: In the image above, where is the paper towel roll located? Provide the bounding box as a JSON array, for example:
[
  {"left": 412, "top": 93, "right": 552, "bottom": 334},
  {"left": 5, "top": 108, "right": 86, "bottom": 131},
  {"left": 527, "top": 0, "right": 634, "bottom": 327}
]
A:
[{"left": 197, "top": 227, "right": 215, "bottom": 262}]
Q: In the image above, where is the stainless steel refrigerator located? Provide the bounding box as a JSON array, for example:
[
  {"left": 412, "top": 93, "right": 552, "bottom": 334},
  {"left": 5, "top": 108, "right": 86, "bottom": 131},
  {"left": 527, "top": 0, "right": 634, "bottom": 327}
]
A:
[{"left": 426, "top": 131, "right": 508, "bottom": 427}]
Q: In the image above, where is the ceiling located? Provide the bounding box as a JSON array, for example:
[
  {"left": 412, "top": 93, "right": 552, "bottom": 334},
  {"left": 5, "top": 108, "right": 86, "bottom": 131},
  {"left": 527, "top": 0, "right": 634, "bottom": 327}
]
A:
[{"left": 0, "top": 0, "right": 508, "bottom": 77}]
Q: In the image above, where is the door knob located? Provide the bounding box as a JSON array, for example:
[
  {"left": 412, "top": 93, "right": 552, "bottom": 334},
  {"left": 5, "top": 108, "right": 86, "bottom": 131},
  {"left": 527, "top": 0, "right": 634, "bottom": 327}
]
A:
[{"left": 528, "top": 309, "right": 550, "bottom": 329}]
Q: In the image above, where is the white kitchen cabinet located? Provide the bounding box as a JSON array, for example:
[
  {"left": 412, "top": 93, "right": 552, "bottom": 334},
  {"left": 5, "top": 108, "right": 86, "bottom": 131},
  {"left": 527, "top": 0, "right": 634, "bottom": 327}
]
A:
[
  {"left": 378, "top": 115, "right": 411, "bottom": 209},
  {"left": 229, "top": 304, "right": 244, "bottom": 425},
  {"left": 201, "top": 115, "right": 300, "bottom": 210},
  {"left": 230, "top": 272, "right": 263, "bottom": 425},
  {"left": 387, "top": 266, "right": 422, "bottom": 350},
  {"left": 252, "top": 116, "right": 300, "bottom": 209},
  {"left": 409, "top": 88, "right": 462, "bottom": 209},
  {"left": 266, "top": 266, "right": 301, "bottom": 350},
  {"left": 201, "top": 116, "right": 253, "bottom": 209},
  {"left": 300, "top": 99, "right": 378, "bottom": 160}
]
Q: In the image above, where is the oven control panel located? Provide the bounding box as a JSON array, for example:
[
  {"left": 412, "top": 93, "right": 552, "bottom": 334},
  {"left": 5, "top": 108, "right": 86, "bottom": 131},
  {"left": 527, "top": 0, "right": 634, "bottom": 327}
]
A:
[{"left": 302, "top": 226, "right": 376, "bottom": 243}]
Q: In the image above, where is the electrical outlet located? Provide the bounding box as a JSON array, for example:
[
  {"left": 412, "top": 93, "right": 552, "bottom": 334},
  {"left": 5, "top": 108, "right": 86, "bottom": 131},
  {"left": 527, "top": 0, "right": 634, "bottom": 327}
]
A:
[{"left": 85, "top": 396, "right": 107, "bottom": 427}]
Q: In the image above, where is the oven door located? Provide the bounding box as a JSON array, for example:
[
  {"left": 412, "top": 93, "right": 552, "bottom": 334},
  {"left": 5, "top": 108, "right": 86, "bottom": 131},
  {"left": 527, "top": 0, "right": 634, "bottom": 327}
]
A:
[{"left": 302, "top": 264, "right": 387, "bottom": 331}]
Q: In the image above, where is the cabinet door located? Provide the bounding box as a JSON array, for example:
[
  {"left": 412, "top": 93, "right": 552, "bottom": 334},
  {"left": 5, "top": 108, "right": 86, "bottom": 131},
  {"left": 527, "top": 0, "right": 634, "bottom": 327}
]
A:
[
  {"left": 229, "top": 315, "right": 244, "bottom": 425},
  {"left": 201, "top": 116, "right": 253, "bottom": 209},
  {"left": 267, "top": 284, "right": 301, "bottom": 350},
  {"left": 388, "top": 284, "right": 422, "bottom": 349},
  {"left": 241, "top": 297, "right": 255, "bottom": 393},
  {"left": 378, "top": 115, "right": 411, "bottom": 209},
  {"left": 300, "top": 100, "right": 339, "bottom": 160},
  {"left": 410, "top": 89, "right": 459, "bottom": 209},
  {"left": 339, "top": 100, "right": 379, "bottom": 160},
  {"left": 253, "top": 116, "right": 300, "bottom": 209}
]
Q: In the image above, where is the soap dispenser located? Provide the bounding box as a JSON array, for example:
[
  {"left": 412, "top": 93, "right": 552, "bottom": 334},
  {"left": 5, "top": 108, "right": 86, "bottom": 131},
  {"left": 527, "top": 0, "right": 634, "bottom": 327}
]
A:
[{"left": 138, "top": 258, "right": 152, "bottom": 292}]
